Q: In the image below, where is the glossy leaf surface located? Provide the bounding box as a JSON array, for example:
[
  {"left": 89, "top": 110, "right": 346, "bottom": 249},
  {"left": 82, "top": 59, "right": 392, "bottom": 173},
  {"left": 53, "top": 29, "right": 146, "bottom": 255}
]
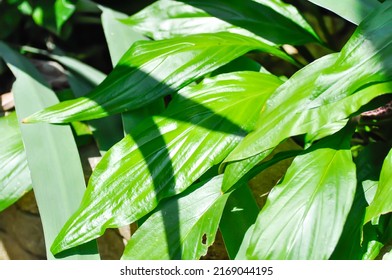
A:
[
  {"left": 223, "top": 3, "right": 392, "bottom": 190},
  {"left": 365, "top": 149, "right": 392, "bottom": 223},
  {"left": 51, "top": 71, "right": 282, "bottom": 254},
  {"left": 123, "top": 0, "right": 320, "bottom": 45},
  {"left": 246, "top": 129, "right": 356, "bottom": 259},
  {"left": 121, "top": 176, "right": 228, "bottom": 260},
  {"left": 0, "top": 112, "right": 32, "bottom": 212},
  {"left": 307, "top": 0, "right": 381, "bottom": 25},
  {"left": 0, "top": 42, "right": 99, "bottom": 259},
  {"left": 100, "top": 5, "right": 165, "bottom": 135},
  {"left": 24, "top": 32, "right": 295, "bottom": 124}
]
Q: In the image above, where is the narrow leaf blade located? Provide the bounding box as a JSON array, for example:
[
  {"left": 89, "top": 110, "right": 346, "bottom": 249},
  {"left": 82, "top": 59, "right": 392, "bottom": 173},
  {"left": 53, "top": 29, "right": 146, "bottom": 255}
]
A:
[{"left": 0, "top": 42, "right": 100, "bottom": 259}]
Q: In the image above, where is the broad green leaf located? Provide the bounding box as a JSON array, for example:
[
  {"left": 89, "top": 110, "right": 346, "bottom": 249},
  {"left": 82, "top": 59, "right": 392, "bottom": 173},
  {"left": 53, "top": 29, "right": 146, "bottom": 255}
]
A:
[
  {"left": 50, "top": 71, "right": 283, "bottom": 254},
  {"left": 307, "top": 0, "right": 381, "bottom": 25},
  {"left": 123, "top": 0, "right": 320, "bottom": 45},
  {"left": 24, "top": 32, "right": 296, "bottom": 124},
  {"left": 0, "top": 42, "right": 99, "bottom": 259},
  {"left": 246, "top": 129, "right": 356, "bottom": 259},
  {"left": 121, "top": 175, "right": 229, "bottom": 260},
  {"left": 365, "top": 149, "right": 392, "bottom": 223},
  {"left": 31, "top": 0, "right": 76, "bottom": 34},
  {"left": 219, "top": 184, "right": 259, "bottom": 259},
  {"left": 99, "top": 5, "right": 165, "bottom": 135},
  {"left": 222, "top": 3, "right": 392, "bottom": 190},
  {"left": 0, "top": 112, "right": 32, "bottom": 212},
  {"left": 331, "top": 143, "right": 390, "bottom": 260}
]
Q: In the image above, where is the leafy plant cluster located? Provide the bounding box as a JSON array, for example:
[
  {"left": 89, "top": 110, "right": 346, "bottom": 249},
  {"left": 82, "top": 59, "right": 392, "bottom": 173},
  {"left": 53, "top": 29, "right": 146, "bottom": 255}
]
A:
[{"left": 0, "top": 0, "right": 391, "bottom": 260}]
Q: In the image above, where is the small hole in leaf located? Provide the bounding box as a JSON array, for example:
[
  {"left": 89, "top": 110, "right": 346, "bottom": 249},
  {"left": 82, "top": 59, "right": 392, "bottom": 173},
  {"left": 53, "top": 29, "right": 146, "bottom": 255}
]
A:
[{"left": 202, "top": 234, "right": 207, "bottom": 245}]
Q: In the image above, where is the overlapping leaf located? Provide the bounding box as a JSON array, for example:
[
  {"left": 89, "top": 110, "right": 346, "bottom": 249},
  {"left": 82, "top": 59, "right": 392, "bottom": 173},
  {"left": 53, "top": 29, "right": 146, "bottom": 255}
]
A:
[
  {"left": 50, "top": 71, "right": 283, "bottom": 254},
  {"left": 365, "top": 149, "right": 392, "bottom": 223},
  {"left": 121, "top": 175, "right": 229, "bottom": 260},
  {"left": 123, "top": 0, "right": 320, "bottom": 45},
  {"left": 222, "top": 2, "right": 392, "bottom": 191},
  {"left": 0, "top": 112, "right": 32, "bottom": 212},
  {"left": 307, "top": 0, "right": 381, "bottom": 25},
  {"left": 246, "top": 129, "right": 356, "bottom": 259},
  {"left": 0, "top": 42, "right": 99, "bottom": 259},
  {"left": 24, "top": 32, "right": 295, "bottom": 124}
]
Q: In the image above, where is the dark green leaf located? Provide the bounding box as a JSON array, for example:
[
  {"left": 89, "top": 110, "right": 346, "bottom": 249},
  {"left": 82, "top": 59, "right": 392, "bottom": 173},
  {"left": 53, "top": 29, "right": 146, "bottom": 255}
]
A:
[
  {"left": 246, "top": 128, "right": 356, "bottom": 259},
  {"left": 50, "top": 71, "right": 282, "bottom": 254},
  {"left": 0, "top": 112, "right": 32, "bottom": 212},
  {"left": 123, "top": 0, "right": 321, "bottom": 45},
  {"left": 222, "top": 3, "right": 392, "bottom": 190},
  {"left": 24, "top": 32, "right": 296, "bottom": 124},
  {"left": 0, "top": 42, "right": 100, "bottom": 259},
  {"left": 31, "top": 0, "right": 76, "bottom": 34},
  {"left": 121, "top": 175, "right": 229, "bottom": 260},
  {"left": 219, "top": 184, "right": 259, "bottom": 259}
]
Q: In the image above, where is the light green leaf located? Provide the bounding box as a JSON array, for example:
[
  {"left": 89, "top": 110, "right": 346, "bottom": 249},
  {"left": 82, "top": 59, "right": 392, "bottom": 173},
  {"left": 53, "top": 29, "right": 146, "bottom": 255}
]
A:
[
  {"left": 24, "top": 32, "right": 296, "bottom": 124},
  {"left": 222, "top": 3, "right": 392, "bottom": 190},
  {"left": 0, "top": 42, "right": 99, "bottom": 259},
  {"left": 20, "top": 46, "right": 125, "bottom": 154},
  {"left": 121, "top": 175, "right": 228, "bottom": 260},
  {"left": 246, "top": 129, "right": 357, "bottom": 259},
  {"left": 307, "top": 0, "right": 381, "bottom": 25},
  {"left": 100, "top": 5, "right": 146, "bottom": 66},
  {"left": 235, "top": 224, "right": 255, "bottom": 260},
  {"left": 31, "top": 0, "right": 76, "bottom": 34},
  {"left": 0, "top": 112, "right": 32, "bottom": 212},
  {"left": 99, "top": 5, "right": 165, "bottom": 135},
  {"left": 123, "top": 0, "right": 320, "bottom": 45},
  {"left": 50, "top": 71, "right": 282, "bottom": 254},
  {"left": 365, "top": 149, "right": 392, "bottom": 223},
  {"left": 331, "top": 143, "right": 389, "bottom": 260}
]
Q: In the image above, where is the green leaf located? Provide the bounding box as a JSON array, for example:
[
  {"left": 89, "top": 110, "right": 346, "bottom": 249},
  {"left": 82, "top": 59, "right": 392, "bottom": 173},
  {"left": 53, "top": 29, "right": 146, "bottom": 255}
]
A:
[
  {"left": 31, "top": 0, "right": 76, "bottom": 34},
  {"left": 0, "top": 112, "right": 32, "bottom": 212},
  {"left": 100, "top": 5, "right": 146, "bottom": 66},
  {"left": 121, "top": 175, "right": 229, "bottom": 260},
  {"left": 24, "top": 32, "right": 296, "bottom": 124},
  {"left": 20, "top": 46, "right": 125, "bottom": 153},
  {"left": 222, "top": 3, "right": 392, "bottom": 190},
  {"left": 99, "top": 5, "right": 165, "bottom": 135},
  {"left": 50, "top": 71, "right": 282, "bottom": 254},
  {"left": 123, "top": 0, "right": 320, "bottom": 45},
  {"left": 234, "top": 224, "right": 255, "bottom": 260},
  {"left": 246, "top": 128, "right": 357, "bottom": 259},
  {"left": 365, "top": 149, "right": 392, "bottom": 223},
  {"left": 219, "top": 184, "right": 259, "bottom": 259},
  {"left": 0, "top": 42, "right": 100, "bottom": 259},
  {"left": 331, "top": 143, "right": 390, "bottom": 260},
  {"left": 307, "top": 0, "right": 381, "bottom": 25}
]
